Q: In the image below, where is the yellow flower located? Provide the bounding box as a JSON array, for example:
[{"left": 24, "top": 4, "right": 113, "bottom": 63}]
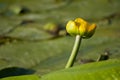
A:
[
  {"left": 66, "top": 18, "right": 96, "bottom": 39},
  {"left": 66, "top": 20, "right": 79, "bottom": 36}
]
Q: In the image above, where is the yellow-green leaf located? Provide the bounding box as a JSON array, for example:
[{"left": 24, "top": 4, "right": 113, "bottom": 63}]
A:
[
  {"left": 41, "top": 59, "right": 120, "bottom": 80},
  {"left": 0, "top": 75, "right": 40, "bottom": 80}
]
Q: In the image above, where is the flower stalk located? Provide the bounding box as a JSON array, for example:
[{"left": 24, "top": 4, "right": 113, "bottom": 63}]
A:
[{"left": 65, "top": 35, "right": 82, "bottom": 68}]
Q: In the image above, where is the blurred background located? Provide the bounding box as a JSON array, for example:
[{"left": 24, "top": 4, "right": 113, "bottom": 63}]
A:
[{"left": 0, "top": 0, "right": 120, "bottom": 77}]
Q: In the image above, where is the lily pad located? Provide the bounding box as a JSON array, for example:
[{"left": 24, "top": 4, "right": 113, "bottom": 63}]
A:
[
  {"left": 41, "top": 59, "right": 120, "bottom": 80},
  {"left": 0, "top": 75, "right": 40, "bottom": 80}
]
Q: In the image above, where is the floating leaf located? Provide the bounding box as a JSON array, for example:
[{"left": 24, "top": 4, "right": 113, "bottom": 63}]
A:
[
  {"left": 0, "top": 75, "right": 40, "bottom": 80},
  {"left": 41, "top": 59, "right": 120, "bottom": 80}
]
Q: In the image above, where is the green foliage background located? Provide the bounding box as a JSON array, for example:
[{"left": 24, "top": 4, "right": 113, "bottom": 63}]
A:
[{"left": 0, "top": 0, "right": 120, "bottom": 79}]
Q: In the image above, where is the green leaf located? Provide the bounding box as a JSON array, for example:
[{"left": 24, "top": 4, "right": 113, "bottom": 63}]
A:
[
  {"left": 6, "top": 25, "right": 54, "bottom": 41},
  {"left": 0, "top": 75, "right": 40, "bottom": 80},
  {"left": 41, "top": 59, "right": 120, "bottom": 80}
]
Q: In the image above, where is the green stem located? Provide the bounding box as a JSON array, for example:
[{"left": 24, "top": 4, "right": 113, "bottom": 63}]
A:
[{"left": 65, "top": 35, "right": 82, "bottom": 68}]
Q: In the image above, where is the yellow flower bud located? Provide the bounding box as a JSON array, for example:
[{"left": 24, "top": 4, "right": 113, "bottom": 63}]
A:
[
  {"left": 66, "top": 18, "right": 96, "bottom": 39},
  {"left": 83, "top": 23, "right": 96, "bottom": 39},
  {"left": 66, "top": 20, "right": 79, "bottom": 36},
  {"left": 75, "top": 18, "right": 89, "bottom": 36}
]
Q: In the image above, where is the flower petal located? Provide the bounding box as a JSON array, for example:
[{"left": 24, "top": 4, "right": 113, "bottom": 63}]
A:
[{"left": 66, "top": 20, "right": 79, "bottom": 36}]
